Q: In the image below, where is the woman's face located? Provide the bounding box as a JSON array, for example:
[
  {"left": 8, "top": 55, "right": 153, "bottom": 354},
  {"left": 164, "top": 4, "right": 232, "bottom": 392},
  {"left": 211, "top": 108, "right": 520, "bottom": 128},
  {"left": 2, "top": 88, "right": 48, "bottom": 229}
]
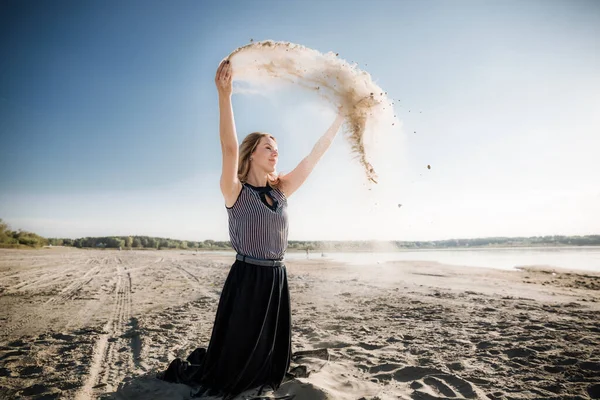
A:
[{"left": 252, "top": 136, "right": 279, "bottom": 173}]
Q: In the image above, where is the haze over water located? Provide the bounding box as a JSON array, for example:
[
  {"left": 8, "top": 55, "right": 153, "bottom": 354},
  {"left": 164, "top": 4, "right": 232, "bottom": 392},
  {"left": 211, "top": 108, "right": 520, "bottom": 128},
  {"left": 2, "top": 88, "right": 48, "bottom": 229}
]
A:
[{"left": 273, "top": 247, "right": 600, "bottom": 272}]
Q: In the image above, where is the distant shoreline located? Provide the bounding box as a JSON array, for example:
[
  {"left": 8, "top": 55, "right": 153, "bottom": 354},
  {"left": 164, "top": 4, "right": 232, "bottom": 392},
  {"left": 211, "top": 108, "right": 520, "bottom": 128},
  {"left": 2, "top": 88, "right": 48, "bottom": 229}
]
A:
[
  {"left": 28, "top": 244, "right": 600, "bottom": 252},
  {"left": 6, "top": 233, "right": 600, "bottom": 251},
  {"left": 285, "top": 245, "right": 600, "bottom": 253}
]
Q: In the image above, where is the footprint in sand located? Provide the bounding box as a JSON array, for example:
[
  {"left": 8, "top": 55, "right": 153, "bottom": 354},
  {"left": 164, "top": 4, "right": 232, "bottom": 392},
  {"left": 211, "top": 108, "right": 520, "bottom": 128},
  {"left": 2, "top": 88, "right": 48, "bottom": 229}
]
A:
[
  {"left": 19, "top": 365, "right": 44, "bottom": 377},
  {"left": 357, "top": 341, "right": 384, "bottom": 351},
  {"left": 410, "top": 374, "right": 478, "bottom": 399},
  {"left": 20, "top": 384, "right": 56, "bottom": 397},
  {"left": 369, "top": 365, "right": 487, "bottom": 399}
]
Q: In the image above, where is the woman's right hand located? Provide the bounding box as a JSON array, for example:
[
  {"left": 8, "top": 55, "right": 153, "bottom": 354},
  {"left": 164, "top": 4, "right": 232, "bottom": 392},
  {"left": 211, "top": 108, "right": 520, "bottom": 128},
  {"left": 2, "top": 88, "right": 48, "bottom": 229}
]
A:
[{"left": 215, "top": 59, "right": 232, "bottom": 97}]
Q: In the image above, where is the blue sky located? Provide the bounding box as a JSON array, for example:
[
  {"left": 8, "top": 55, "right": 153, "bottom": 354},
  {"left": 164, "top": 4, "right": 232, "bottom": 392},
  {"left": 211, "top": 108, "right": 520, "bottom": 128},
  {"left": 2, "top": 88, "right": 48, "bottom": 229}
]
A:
[{"left": 1, "top": 0, "right": 599, "bottom": 241}]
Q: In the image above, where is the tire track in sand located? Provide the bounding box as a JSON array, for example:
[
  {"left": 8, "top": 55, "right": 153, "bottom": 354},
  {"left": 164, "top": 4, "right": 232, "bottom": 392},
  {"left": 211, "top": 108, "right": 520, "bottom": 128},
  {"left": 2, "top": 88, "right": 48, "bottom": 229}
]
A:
[
  {"left": 3, "top": 265, "right": 81, "bottom": 293},
  {"left": 76, "top": 264, "right": 133, "bottom": 399},
  {"left": 173, "top": 263, "right": 202, "bottom": 286},
  {"left": 2, "top": 256, "right": 105, "bottom": 294},
  {"left": 0, "top": 255, "right": 101, "bottom": 282},
  {"left": 1, "top": 264, "right": 103, "bottom": 338},
  {"left": 45, "top": 264, "right": 102, "bottom": 304}
]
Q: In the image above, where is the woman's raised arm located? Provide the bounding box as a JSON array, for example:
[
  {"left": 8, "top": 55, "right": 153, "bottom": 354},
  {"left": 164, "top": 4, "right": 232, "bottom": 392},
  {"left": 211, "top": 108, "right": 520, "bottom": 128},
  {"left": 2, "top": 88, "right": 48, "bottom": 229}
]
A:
[
  {"left": 279, "top": 112, "right": 345, "bottom": 197},
  {"left": 215, "top": 60, "right": 242, "bottom": 206}
]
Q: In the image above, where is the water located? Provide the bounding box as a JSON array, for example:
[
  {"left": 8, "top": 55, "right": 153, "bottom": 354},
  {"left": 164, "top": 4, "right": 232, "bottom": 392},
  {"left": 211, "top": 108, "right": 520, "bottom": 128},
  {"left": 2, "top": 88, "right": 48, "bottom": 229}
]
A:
[
  {"left": 285, "top": 247, "right": 600, "bottom": 272},
  {"left": 200, "top": 247, "right": 600, "bottom": 272}
]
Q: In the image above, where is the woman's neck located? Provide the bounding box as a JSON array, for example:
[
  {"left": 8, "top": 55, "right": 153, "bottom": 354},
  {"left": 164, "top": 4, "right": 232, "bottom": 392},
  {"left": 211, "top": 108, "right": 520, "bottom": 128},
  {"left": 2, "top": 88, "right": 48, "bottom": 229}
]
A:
[{"left": 245, "top": 170, "right": 269, "bottom": 187}]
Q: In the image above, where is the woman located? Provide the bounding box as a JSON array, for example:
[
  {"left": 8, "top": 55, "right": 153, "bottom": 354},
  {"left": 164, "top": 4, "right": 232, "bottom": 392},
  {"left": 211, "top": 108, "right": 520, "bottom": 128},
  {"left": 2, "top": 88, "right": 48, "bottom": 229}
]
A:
[{"left": 160, "top": 59, "right": 345, "bottom": 399}]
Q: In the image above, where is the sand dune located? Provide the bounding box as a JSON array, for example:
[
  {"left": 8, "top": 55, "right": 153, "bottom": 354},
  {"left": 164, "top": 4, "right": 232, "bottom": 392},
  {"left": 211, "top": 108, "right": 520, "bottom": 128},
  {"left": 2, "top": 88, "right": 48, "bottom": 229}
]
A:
[{"left": 1, "top": 248, "right": 599, "bottom": 399}]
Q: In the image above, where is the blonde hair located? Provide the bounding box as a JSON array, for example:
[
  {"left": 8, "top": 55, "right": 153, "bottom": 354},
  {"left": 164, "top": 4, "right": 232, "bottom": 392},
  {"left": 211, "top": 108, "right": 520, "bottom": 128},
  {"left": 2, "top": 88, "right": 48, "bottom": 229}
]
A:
[{"left": 238, "top": 132, "right": 280, "bottom": 188}]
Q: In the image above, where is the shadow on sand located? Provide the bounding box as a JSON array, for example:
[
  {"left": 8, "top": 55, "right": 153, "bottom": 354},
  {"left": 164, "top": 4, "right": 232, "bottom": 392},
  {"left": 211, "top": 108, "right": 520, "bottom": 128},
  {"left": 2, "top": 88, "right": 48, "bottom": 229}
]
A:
[
  {"left": 101, "top": 349, "right": 333, "bottom": 399},
  {"left": 99, "top": 373, "right": 330, "bottom": 400}
]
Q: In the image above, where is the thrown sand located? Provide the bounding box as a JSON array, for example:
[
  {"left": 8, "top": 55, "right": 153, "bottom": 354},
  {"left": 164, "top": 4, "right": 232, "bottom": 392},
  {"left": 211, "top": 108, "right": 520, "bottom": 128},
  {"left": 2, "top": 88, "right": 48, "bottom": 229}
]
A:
[
  {"left": 227, "top": 40, "right": 399, "bottom": 184},
  {"left": 1, "top": 248, "right": 599, "bottom": 399}
]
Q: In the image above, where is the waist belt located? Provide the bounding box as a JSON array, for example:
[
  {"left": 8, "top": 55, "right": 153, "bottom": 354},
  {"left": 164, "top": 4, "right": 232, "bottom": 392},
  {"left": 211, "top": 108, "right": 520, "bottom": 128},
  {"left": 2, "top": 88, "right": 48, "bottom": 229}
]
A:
[{"left": 236, "top": 254, "right": 284, "bottom": 267}]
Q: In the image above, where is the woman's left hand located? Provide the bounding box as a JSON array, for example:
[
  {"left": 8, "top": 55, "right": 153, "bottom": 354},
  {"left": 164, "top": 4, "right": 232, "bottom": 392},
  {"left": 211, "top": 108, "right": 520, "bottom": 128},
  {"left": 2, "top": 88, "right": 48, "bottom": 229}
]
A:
[{"left": 215, "top": 59, "right": 233, "bottom": 97}]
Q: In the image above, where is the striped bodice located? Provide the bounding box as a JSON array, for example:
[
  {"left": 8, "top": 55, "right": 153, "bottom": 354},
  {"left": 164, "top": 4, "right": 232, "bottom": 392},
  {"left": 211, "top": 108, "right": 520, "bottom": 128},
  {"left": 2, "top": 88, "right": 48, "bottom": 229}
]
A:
[{"left": 227, "top": 184, "right": 288, "bottom": 260}]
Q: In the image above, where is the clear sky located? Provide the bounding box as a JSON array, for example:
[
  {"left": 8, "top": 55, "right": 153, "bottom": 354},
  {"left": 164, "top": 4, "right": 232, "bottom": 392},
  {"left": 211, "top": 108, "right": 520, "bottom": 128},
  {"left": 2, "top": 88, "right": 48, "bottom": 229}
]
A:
[{"left": 1, "top": 0, "right": 599, "bottom": 241}]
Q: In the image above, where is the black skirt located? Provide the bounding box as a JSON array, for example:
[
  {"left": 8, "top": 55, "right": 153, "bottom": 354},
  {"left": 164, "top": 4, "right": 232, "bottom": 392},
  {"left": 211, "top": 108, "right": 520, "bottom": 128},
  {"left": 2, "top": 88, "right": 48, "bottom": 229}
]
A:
[{"left": 160, "top": 259, "right": 292, "bottom": 398}]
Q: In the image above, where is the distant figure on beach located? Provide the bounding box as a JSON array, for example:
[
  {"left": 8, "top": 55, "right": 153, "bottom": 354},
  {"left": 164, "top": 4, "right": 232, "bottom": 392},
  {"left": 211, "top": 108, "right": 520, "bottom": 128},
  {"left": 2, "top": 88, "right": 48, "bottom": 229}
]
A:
[
  {"left": 158, "top": 59, "right": 346, "bottom": 398},
  {"left": 306, "top": 248, "right": 310, "bottom": 259}
]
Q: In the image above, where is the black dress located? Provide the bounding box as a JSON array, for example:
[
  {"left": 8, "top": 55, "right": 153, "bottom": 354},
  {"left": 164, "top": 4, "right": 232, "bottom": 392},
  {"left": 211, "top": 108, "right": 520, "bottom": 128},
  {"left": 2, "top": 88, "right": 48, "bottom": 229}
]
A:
[
  {"left": 159, "top": 259, "right": 292, "bottom": 398},
  {"left": 202, "top": 258, "right": 291, "bottom": 396},
  {"left": 159, "top": 184, "right": 292, "bottom": 398}
]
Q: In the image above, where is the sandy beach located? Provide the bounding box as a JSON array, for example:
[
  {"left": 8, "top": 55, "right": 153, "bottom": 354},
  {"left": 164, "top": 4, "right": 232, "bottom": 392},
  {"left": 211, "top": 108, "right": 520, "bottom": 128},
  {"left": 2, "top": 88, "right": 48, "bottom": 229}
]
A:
[{"left": 0, "top": 248, "right": 599, "bottom": 399}]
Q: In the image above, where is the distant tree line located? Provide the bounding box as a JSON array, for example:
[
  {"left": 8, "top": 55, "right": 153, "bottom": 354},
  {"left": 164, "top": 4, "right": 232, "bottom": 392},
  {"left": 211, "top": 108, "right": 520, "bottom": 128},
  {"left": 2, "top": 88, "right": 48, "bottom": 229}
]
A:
[
  {"left": 0, "top": 219, "right": 49, "bottom": 248},
  {"left": 288, "top": 235, "right": 600, "bottom": 250},
  {"left": 47, "top": 236, "right": 233, "bottom": 250},
  {"left": 1, "top": 217, "right": 599, "bottom": 250},
  {"left": 396, "top": 235, "right": 600, "bottom": 248}
]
